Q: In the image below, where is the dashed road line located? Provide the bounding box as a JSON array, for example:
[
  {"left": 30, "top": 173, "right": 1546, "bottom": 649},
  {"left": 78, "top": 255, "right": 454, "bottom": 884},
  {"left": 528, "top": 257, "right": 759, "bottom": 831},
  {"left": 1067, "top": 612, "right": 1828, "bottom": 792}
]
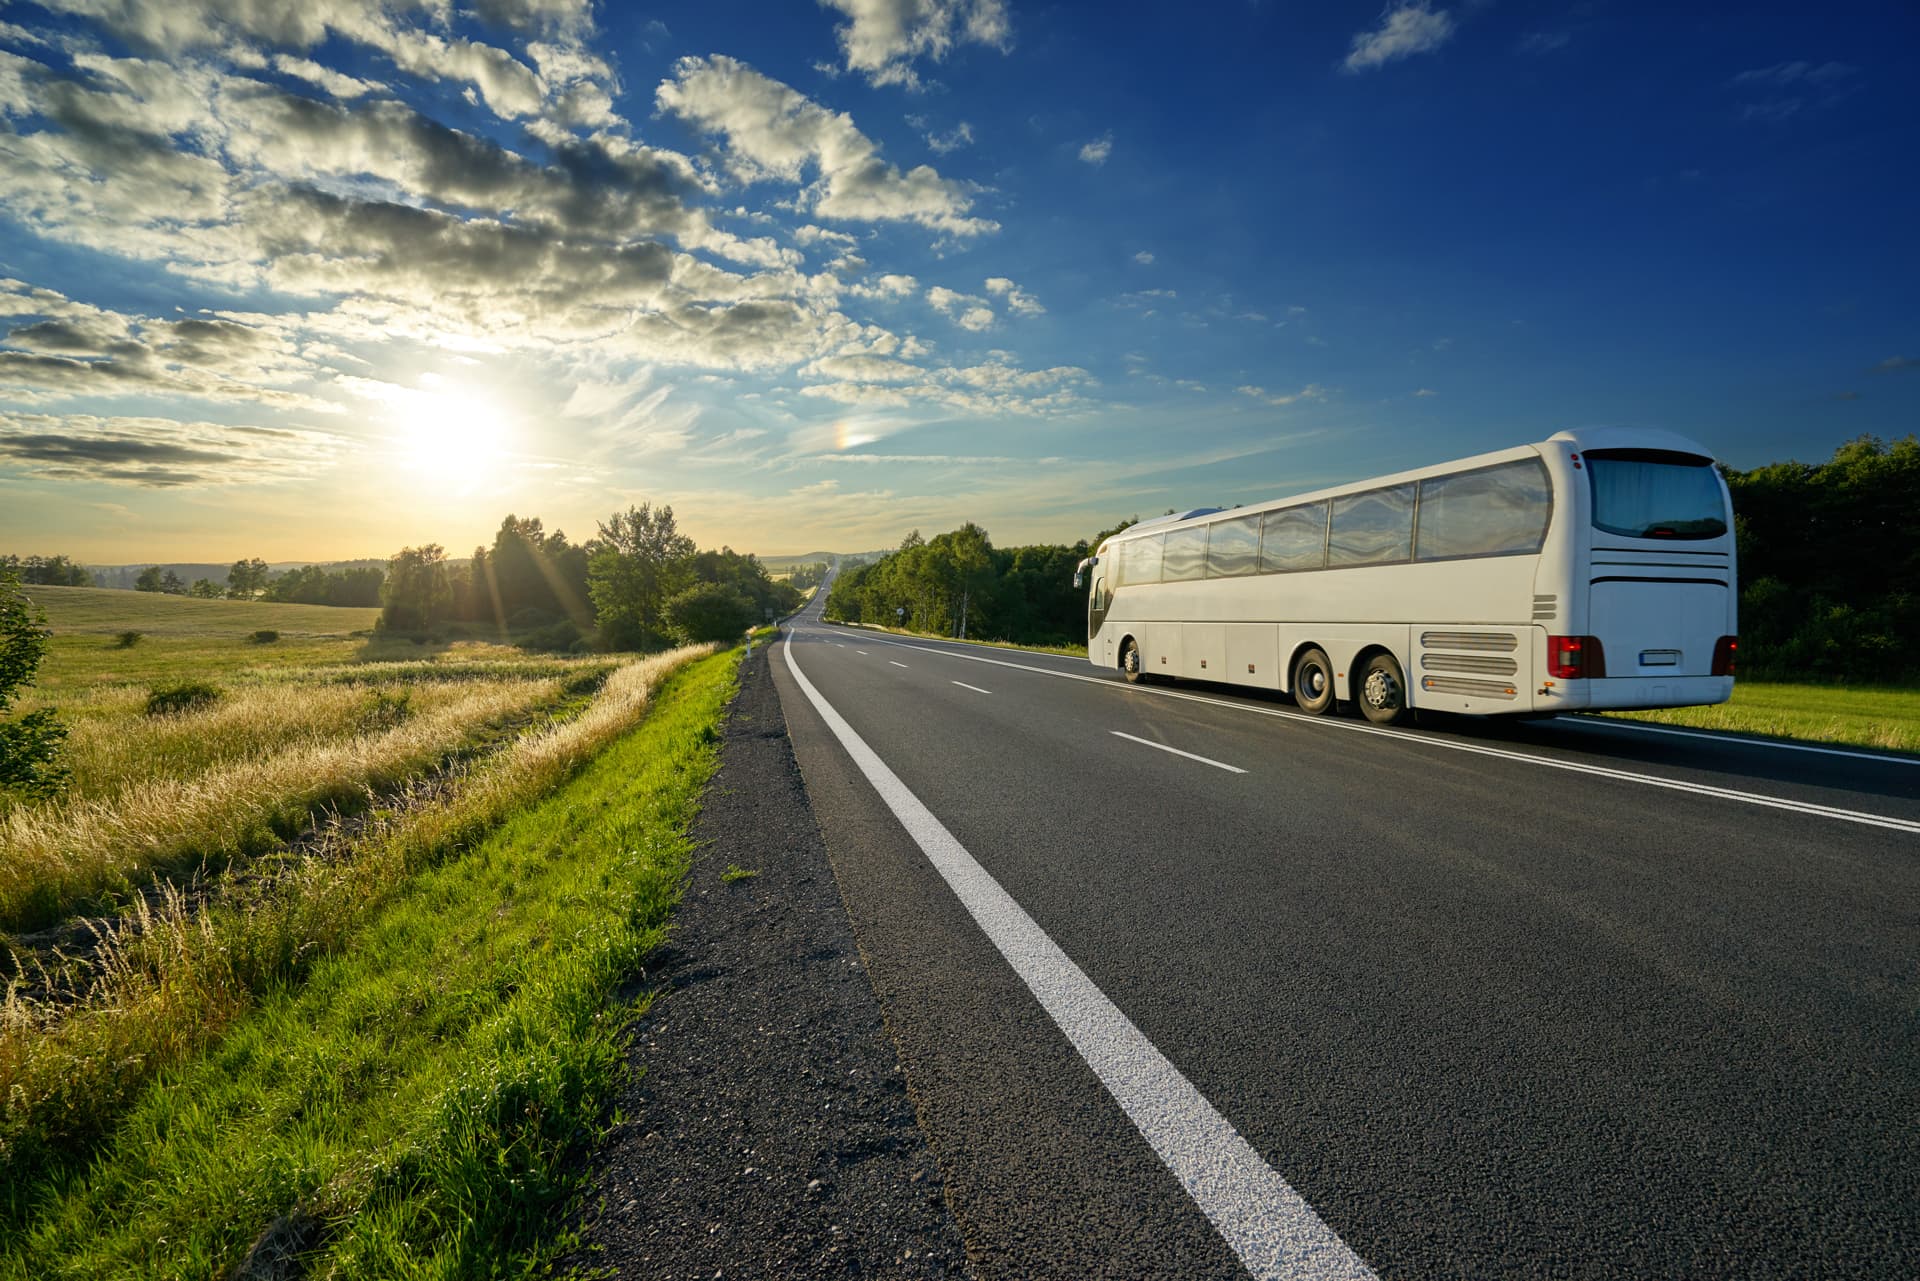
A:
[
  {"left": 890, "top": 660, "right": 909, "bottom": 669},
  {"left": 1112, "top": 731, "right": 1247, "bottom": 774},
  {"left": 952, "top": 681, "right": 992, "bottom": 695}
]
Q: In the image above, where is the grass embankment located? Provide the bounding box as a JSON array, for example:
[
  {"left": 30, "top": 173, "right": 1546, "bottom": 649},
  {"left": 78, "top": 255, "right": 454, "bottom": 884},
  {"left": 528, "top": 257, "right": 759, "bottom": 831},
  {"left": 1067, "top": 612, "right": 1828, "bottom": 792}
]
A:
[
  {"left": 1605, "top": 681, "right": 1920, "bottom": 755},
  {"left": 2, "top": 642, "right": 737, "bottom": 1278},
  {"left": 836, "top": 620, "right": 1087, "bottom": 658}
]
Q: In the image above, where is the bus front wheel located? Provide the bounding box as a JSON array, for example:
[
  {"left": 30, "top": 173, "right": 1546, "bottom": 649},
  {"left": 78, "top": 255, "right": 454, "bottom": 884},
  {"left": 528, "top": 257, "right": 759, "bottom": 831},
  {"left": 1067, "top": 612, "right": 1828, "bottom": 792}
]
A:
[
  {"left": 1121, "top": 640, "right": 1146, "bottom": 685},
  {"left": 1358, "top": 652, "right": 1408, "bottom": 726},
  {"left": 1293, "top": 648, "right": 1335, "bottom": 715}
]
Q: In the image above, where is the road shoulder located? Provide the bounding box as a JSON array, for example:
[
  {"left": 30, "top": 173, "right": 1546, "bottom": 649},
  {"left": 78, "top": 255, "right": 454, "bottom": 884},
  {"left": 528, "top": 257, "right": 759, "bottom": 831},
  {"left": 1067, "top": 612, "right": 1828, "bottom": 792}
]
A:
[{"left": 565, "top": 640, "right": 972, "bottom": 1279}]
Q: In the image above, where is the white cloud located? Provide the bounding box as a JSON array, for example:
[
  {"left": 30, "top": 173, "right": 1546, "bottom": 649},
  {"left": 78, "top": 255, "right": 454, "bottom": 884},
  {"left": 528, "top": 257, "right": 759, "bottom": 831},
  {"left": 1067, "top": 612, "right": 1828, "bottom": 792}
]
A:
[
  {"left": 0, "top": 410, "right": 346, "bottom": 487},
  {"left": 1236, "top": 383, "right": 1328, "bottom": 407},
  {"left": 922, "top": 119, "right": 975, "bottom": 154},
  {"left": 849, "top": 273, "right": 919, "bottom": 300},
  {"left": 1078, "top": 133, "right": 1112, "bottom": 166},
  {"left": 1133, "top": 250, "right": 1154, "bottom": 265},
  {"left": 271, "top": 53, "right": 383, "bottom": 97},
  {"left": 1730, "top": 61, "right": 1858, "bottom": 87},
  {"left": 983, "top": 276, "right": 1043, "bottom": 315},
  {"left": 1343, "top": 3, "right": 1455, "bottom": 74},
  {"left": 818, "top": 0, "right": 1011, "bottom": 88},
  {"left": 927, "top": 285, "right": 994, "bottom": 330},
  {"left": 1414, "top": 387, "right": 1437, "bottom": 397},
  {"left": 657, "top": 55, "right": 998, "bottom": 238}
]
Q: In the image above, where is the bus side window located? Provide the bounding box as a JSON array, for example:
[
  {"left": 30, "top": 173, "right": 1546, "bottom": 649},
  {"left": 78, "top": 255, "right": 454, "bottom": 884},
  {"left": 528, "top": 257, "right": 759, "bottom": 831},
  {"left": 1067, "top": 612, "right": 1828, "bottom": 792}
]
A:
[
  {"left": 1205, "top": 514, "right": 1261, "bottom": 577},
  {"left": 1260, "top": 503, "right": 1328, "bottom": 572},
  {"left": 1329, "top": 484, "right": 1416, "bottom": 566},
  {"left": 1416, "top": 460, "right": 1552, "bottom": 559}
]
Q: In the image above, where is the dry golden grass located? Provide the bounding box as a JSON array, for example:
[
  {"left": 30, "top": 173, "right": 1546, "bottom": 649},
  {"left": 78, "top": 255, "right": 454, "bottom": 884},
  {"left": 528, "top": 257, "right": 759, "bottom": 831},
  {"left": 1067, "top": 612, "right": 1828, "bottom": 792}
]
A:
[
  {"left": 0, "top": 677, "right": 563, "bottom": 933},
  {"left": 0, "top": 646, "right": 716, "bottom": 1183}
]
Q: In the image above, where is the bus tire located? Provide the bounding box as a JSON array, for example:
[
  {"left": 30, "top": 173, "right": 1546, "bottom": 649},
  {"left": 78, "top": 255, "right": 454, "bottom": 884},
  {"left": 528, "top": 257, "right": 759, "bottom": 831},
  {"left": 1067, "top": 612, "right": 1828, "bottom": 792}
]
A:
[
  {"left": 1293, "top": 648, "right": 1335, "bottom": 715},
  {"left": 1358, "top": 651, "right": 1408, "bottom": 726},
  {"left": 1121, "top": 639, "right": 1146, "bottom": 684}
]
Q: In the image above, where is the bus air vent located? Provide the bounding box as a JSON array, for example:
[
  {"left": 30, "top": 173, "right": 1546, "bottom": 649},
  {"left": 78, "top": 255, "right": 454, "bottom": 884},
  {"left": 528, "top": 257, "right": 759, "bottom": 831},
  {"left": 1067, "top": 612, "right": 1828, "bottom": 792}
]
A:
[
  {"left": 1420, "top": 630, "right": 1518, "bottom": 652},
  {"left": 1421, "top": 676, "right": 1519, "bottom": 700},
  {"left": 1422, "top": 654, "right": 1519, "bottom": 676},
  {"left": 1532, "top": 593, "right": 1557, "bottom": 620}
]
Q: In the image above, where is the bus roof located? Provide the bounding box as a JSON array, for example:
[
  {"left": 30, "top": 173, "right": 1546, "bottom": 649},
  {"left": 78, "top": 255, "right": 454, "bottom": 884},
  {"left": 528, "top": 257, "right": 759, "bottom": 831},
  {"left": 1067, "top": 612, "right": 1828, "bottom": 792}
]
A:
[{"left": 1100, "top": 427, "right": 1715, "bottom": 546}]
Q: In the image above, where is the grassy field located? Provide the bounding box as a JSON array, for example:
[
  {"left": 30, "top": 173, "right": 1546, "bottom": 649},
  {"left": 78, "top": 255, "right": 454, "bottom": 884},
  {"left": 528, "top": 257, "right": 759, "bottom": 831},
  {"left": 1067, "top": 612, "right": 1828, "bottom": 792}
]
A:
[
  {"left": 2, "top": 585, "right": 749, "bottom": 1274},
  {"left": 1, "top": 643, "right": 739, "bottom": 1278},
  {"left": 1605, "top": 681, "right": 1920, "bottom": 754},
  {"left": 2, "top": 588, "right": 619, "bottom": 933}
]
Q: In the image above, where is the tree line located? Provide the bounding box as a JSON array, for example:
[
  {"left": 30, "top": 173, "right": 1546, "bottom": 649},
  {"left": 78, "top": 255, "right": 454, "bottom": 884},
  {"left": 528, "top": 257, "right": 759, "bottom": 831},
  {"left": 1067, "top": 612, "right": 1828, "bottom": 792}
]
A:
[
  {"left": 826, "top": 436, "right": 1918, "bottom": 684},
  {"left": 381, "top": 504, "right": 801, "bottom": 651}
]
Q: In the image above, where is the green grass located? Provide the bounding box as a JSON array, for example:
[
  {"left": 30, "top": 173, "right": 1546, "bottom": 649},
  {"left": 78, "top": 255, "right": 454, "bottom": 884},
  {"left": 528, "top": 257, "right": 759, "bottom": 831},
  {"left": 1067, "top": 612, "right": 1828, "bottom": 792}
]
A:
[
  {"left": 835, "top": 620, "right": 1088, "bottom": 658},
  {"left": 1602, "top": 680, "right": 1920, "bottom": 754},
  {"left": 1, "top": 644, "right": 740, "bottom": 1280}
]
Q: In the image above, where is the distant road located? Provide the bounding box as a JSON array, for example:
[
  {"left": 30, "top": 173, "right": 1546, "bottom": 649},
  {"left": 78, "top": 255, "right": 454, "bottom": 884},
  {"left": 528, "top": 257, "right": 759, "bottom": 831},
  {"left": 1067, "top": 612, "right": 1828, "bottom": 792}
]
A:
[{"left": 771, "top": 583, "right": 1918, "bottom": 1279}]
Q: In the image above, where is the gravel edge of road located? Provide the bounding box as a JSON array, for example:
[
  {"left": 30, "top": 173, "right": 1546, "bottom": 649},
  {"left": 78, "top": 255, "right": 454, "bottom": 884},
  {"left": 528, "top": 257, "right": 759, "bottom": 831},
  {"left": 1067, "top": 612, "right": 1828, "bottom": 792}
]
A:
[{"left": 563, "top": 637, "right": 976, "bottom": 1280}]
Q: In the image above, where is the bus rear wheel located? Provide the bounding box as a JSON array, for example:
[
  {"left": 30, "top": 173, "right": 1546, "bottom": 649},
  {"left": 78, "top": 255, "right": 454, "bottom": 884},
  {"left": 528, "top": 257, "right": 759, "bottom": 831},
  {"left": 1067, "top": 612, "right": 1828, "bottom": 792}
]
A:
[
  {"left": 1358, "top": 652, "right": 1408, "bottom": 726},
  {"left": 1121, "top": 639, "right": 1146, "bottom": 684},
  {"left": 1293, "top": 648, "right": 1335, "bottom": 715}
]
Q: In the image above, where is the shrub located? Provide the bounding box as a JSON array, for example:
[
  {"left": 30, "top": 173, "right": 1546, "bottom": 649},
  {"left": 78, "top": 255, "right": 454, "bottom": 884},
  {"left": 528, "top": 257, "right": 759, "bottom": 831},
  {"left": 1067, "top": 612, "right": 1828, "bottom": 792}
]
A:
[
  {"left": 519, "top": 620, "right": 582, "bottom": 653},
  {"left": 145, "top": 681, "right": 222, "bottom": 717},
  {"left": 249, "top": 629, "right": 280, "bottom": 644},
  {"left": 664, "top": 584, "right": 755, "bottom": 644},
  {"left": 114, "top": 631, "right": 143, "bottom": 649}
]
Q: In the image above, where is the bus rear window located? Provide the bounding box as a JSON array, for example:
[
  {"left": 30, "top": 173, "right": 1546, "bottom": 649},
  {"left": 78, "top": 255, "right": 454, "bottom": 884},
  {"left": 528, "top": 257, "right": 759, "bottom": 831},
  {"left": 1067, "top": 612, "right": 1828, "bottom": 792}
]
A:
[{"left": 1587, "top": 455, "right": 1728, "bottom": 540}]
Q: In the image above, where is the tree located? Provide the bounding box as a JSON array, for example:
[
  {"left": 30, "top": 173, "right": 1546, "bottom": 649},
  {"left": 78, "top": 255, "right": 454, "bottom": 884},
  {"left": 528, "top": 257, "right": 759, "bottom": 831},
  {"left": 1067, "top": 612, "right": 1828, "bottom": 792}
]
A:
[
  {"left": 0, "top": 565, "right": 68, "bottom": 798},
  {"left": 589, "top": 503, "right": 695, "bottom": 651},
  {"left": 665, "top": 583, "right": 756, "bottom": 643},
  {"left": 189, "top": 578, "right": 222, "bottom": 598},
  {"left": 381, "top": 544, "right": 452, "bottom": 632},
  {"left": 227, "top": 557, "right": 270, "bottom": 599},
  {"left": 1, "top": 554, "right": 92, "bottom": 587},
  {"left": 161, "top": 570, "right": 185, "bottom": 595},
  {"left": 134, "top": 565, "right": 165, "bottom": 592}
]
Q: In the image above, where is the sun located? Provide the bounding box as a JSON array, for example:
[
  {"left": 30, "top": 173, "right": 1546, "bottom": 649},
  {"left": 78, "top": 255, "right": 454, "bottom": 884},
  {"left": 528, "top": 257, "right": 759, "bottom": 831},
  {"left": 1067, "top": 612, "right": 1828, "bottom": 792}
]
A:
[{"left": 392, "top": 375, "right": 513, "bottom": 491}]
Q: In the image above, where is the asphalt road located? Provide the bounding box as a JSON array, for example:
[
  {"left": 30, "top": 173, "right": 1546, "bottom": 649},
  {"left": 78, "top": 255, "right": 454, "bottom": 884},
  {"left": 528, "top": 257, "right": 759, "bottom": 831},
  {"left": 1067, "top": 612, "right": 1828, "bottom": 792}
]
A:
[{"left": 768, "top": 583, "right": 1919, "bottom": 1280}]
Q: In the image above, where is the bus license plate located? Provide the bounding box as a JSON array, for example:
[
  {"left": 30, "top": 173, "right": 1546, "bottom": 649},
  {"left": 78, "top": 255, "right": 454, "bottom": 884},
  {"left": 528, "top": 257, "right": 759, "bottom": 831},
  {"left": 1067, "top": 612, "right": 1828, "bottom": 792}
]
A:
[{"left": 1640, "top": 649, "right": 1681, "bottom": 667}]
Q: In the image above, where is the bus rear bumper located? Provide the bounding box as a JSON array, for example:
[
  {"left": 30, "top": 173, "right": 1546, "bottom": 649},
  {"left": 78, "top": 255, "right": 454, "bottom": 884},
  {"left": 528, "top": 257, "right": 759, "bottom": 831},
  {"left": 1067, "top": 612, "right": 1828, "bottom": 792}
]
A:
[{"left": 1557, "top": 675, "right": 1733, "bottom": 711}]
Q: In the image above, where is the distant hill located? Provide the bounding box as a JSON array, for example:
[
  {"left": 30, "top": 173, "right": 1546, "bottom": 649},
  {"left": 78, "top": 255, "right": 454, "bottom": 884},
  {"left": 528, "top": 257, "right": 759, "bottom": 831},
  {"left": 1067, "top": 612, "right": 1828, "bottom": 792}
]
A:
[{"left": 758, "top": 551, "right": 883, "bottom": 571}]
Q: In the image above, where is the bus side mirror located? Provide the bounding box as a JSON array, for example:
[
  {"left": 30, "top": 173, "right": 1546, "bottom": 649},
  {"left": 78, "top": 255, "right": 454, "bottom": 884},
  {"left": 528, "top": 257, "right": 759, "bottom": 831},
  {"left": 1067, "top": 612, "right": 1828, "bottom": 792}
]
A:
[{"left": 1072, "top": 573, "right": 1083, "bottom": 589}]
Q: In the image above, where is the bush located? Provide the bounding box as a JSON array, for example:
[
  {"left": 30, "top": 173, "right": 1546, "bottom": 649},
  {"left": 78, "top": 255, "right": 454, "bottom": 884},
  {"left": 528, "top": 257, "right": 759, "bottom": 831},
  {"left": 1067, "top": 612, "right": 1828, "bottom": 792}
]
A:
[
  {"left": 145, "top": 681, "right": 222, "bottom": 717},
  {"left": 519, "top": 619, "right": 582, "bottom": 653},
  {"left": 664, "top": 584, "right": 755, "bottom": 644},
  {"left": 249, "top": 629, "right": 280, "bottom": 644},
  {"left": 113, "top": 631, "right": 143, "bottom": 649}
]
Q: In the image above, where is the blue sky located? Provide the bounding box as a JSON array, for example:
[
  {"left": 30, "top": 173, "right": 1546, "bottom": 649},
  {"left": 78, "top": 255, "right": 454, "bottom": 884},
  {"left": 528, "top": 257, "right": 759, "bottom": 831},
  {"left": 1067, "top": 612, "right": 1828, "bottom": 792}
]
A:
[{"left": 0, "top": 0, "right": 1915, "bottom": 561}]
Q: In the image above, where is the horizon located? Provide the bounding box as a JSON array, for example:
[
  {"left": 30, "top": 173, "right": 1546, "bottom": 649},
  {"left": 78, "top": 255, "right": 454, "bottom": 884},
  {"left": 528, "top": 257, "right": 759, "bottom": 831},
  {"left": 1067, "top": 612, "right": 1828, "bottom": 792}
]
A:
[{"left": 2, "top": 1, "right": 1916, "bottom": 564}]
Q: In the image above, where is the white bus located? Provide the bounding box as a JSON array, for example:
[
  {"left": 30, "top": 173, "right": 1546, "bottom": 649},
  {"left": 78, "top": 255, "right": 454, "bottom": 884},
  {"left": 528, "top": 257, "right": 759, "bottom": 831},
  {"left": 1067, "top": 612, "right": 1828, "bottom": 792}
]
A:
[{"left": 1072, "top": 427, "right": 1737, "bottom": 725}]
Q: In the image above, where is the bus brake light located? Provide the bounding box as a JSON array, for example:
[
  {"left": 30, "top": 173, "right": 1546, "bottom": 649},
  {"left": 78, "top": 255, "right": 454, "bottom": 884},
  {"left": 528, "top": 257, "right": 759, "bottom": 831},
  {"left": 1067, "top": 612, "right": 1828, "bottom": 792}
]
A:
[
  {"left": 1712, "top": 635, "right": 1737, "bottom": 676},
  {"left": 1548, "top": 635, "right": 1606, "bottom": 680}
]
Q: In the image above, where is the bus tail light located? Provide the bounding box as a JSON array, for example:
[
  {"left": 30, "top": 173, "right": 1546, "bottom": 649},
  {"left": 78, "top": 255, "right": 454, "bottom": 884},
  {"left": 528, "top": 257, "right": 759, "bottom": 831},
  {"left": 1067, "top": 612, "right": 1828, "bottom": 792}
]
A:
[
  {"left": 1712, "top": 635, "right": 1737, "bottom": 676},
  {"left": 1548, "top": 635, "right": 1606, "bottom": 680}
]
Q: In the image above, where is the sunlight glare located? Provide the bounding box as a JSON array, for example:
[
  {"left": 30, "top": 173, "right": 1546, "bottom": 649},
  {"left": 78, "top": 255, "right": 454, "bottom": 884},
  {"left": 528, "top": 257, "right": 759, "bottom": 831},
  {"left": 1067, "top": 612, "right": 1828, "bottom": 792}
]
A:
[{"left": 393, "top": 378, "right": 513, "bottom": 491}]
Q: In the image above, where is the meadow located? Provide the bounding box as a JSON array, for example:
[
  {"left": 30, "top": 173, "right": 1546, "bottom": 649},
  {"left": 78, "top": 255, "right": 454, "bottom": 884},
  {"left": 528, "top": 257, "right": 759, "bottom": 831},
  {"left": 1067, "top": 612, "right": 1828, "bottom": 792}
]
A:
[
  {"left": 1, "top": 586, "right": 747, "bottom": 1275},
  {"left": 1604, "top": 680, "right": 1920, "bottom": 754}
]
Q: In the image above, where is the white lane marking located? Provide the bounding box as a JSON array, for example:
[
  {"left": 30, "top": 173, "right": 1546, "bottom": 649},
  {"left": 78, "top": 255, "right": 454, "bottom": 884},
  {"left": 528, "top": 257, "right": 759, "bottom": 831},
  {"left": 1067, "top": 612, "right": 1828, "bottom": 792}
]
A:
[
  {"left": 1568, "top": 715, "right": 1920, "bottom": 766},
  {"left": 889, "top": 660, "right": 909, "bottom": 669},
  {"left": 952, "top": 681, "right": 992, "bottom": 695},
  {"left": 1112, "top": 731, "right": 1247, "bottom": 774},
  {"left": 782, "top": 636, "right": 1374, "bottom": 1281},
  {"left": 815, "top": 627, "right": 1920, "bottom": 836},
  {"left": 855, "top": 649, "right": 870, "bottom": 655}
]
